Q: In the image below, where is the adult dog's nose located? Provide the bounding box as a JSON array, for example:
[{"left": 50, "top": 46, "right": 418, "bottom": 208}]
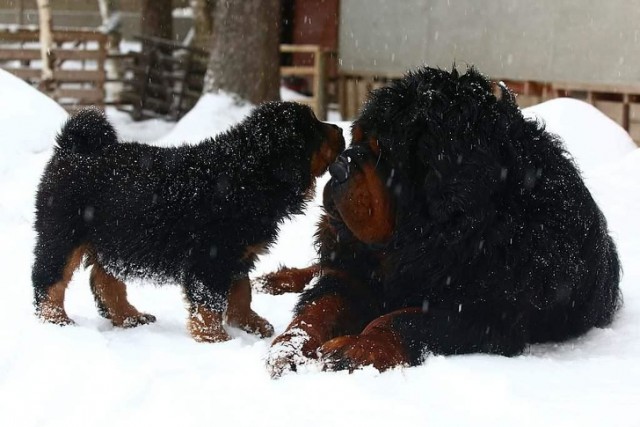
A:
[{"left": 329, "top": 155, "right": 349, "bottom": 183}]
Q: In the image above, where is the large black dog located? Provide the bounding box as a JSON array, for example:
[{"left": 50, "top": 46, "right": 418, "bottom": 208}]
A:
[
  {"left": 32, "top": 102, "right": 344, "bottom": 342},
  {"left": 265, "top": 67, "right": 621, "bottom": 376}
]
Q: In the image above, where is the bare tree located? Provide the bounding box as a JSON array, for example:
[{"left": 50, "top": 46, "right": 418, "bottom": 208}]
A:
[
  {"left": 98, "top": 0, "right": 123, "bottom": 101},
  {"left": 203, "top": 0, "right": 281, "bottom": 104},
  {"left": 141, "top": 0, "right": 173, "bottom": 40},
  {"left": 36, "top": 0, "right": 54, "bottom": 90}
]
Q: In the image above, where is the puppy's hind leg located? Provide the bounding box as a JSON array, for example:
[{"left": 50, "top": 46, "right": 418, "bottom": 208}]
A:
[
  {"left": 32, "top": 243, "right": 87, "bottom": 325},
  {"left": 226, "top": 276, "right": 274, "bottom": 338},
  {"left": 87, "top": 256, "right": 156, "bottom": 328}
]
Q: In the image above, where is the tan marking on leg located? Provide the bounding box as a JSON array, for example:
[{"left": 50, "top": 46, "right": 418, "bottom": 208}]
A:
[
  {"left": 226, "top": 277, "right": 274, "bottom": 337},
  {"left": 38, "top": 245, "right": 87, "bottom": 325},
  {"left": 254, "top": 264, "right": 321, "bottom": 295},
  {"left": 188, "top": 304, "right": 230, "bottom": 343},
  {"left": 90, "top": 263, "right": 156, "bottom": 328}
]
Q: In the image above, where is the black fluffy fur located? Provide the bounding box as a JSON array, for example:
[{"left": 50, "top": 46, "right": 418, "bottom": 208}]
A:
[
  {"left": 33, "top": 102, "right": 332, "bottom": 312},
  {"left": 301, "top": 66, "right": 621, "bottom": 364}
]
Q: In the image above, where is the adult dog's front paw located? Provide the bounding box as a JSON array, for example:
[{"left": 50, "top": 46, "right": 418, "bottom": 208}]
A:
[
  {"left": 319, "top": 333, "right": 408, "bottom": 373},
  {"left": 266, "top": 328, "right": 320, "bottom": 378}
]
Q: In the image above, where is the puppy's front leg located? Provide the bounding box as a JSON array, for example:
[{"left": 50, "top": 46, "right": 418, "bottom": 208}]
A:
[
  {"left": 184, "top": 281, "right": 230, "bottom": 343},
  {"left": 226, "top": 276, "right": 274, "bottom": 337}
]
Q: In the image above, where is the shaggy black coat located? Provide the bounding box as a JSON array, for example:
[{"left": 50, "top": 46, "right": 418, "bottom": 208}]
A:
[
  {"left": 32, "top": 102, "right": 343, "bottom": 320},
  {"left": 267, "top": 66, "right": 621, "bottom": 375}
]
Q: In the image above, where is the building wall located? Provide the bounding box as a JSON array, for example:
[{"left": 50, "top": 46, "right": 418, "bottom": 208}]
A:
[{"left": 339, "top": 0, "right": 640, "bottom": 85}]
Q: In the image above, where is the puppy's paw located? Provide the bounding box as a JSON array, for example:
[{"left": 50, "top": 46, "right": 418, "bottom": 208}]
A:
[
  {"left": 232, "top": 312, "right": 275, "bottom": 338},
  {"left": 117, "top": 313, "right": 157, "bottom": 328},
  {"left": 37, "top": 304, "right": 75, "bottom": 326},
  {"left": 188, "top": 308, "right": 231, "bottom": 343}
]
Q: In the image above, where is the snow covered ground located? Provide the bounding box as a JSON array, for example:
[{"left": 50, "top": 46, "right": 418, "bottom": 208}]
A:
[{"left": 1, "top": 68, "right": 639, "bottom": 426}]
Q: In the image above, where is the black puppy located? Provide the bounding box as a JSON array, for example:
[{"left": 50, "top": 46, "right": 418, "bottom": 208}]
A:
[
  {"left": 32, "top": 102, "right": 344, "bottom": 342},
  {"left": 266, "top": 67, "right": 622, "bottom": 375}
]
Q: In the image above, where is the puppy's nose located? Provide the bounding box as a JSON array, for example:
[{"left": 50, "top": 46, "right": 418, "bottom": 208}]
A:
[{"left": 329, "top": 155, "right": 349, "bottom": 183}]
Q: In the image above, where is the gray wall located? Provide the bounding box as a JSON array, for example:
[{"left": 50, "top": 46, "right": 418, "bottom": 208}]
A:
[{"left": 339, "top": 0, "right": 640, "bottom": 85}]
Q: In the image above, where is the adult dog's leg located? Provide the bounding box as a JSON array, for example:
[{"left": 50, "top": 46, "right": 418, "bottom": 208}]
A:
[
  {"left": 88, "top": 259, "right": 156, "bottom": 328},
  {"left": 266, "top": 271, "right": 378, "bottom": 378},
  {"left": 226, "top": 275, "right": 274, "bottom": 337},
  {"left": 253, "top": 264, "right": 321, "bottom": 294},
  {"left": 32, "top": 241, "right": 87, "bottom": 325},
  {"left": 320, "top": 306, "right": 527, "bottom": 372}
]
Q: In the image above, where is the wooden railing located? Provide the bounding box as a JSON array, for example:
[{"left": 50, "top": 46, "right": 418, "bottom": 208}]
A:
[
  {"left": 0, "top": 29, "right": 330, "bottom": 121},
  {"left": 280, "top": 44, "right": 327, "bottom": 120},
  {"left": 0, "top": 27, "right": 106, "bottom": 110},
  {"left": 113, "top": 35, "right": 208, "bottom": 121},
  {"left": 338, "top": 71, "right": 397, "bottom": 120},
  {"left": 338, "top": 72, "right": 640, "bottom": 140}
]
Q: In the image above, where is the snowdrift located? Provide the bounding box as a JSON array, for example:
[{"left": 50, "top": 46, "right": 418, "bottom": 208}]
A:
[
  {"left": 523, "top": 98, "right": 636, "bottom": 176},
  {"left": 1, "top": 72, "right": 639, "bottom": 427}
]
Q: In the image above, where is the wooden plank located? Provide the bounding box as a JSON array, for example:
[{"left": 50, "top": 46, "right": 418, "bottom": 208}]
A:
[
  {"left": 54, "top": 69, "right": 105, "bottom": 82},
  {"left": 552, "top": 81, "right": 640, "bottom": 95},
  {"left": 281, "top": 66, "right": 315, "bottom": 76},
  {"left": 0, "top": 30, "right": 39, "bottom": 42},
  {"left": 291, "top": 98, "right": 315, "bottom": 106},
  {"left": 0, "top": 28, "right": 107, "bottom": 43},
  {"left": 0, "top": 48, "right": 104, "bottom": 61},
  {"left": 5, "top": 68, "right": 39, "bottom": 79},
  {"left": 54, "top": 88, "right": 104, "bottom": 103},
  {"left": 7, "top": 68, "right": 105, "bottom": 82},
  {"left": 0, "top": 48, "right": 39, "bottom": 60},
  {"left": 280, "top": 44, "right": 321, "bottom": 54}
]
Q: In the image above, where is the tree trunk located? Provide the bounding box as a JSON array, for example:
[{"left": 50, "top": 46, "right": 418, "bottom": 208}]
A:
[
  {"left": 98, "top": 0, "right": 122, "bottom": 101},
  {"left": 203, "top": 0, "right": 281, "bottom": 104},
  {"left": 190, "top": 0, "right": 214, "bottom": 49},
  {"left": 140, "top": 0, "right": 173, "bottom": 40},
  {"left": 36, "top": 0, "right": 54, "bottom": 90}
]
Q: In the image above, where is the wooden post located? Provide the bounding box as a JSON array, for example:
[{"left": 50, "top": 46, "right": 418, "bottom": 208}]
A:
[
  {"left": 16, "top": 0, "right": 24, "bottom": 25},
  {"left": 313, "top": 46, "right": 327, "bottom": 120},
  {"left": 622, "top": 93, "right": 630, "bottom": 132}
]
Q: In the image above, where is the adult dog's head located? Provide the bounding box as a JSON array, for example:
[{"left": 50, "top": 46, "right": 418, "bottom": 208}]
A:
[{"left": 325, "top": 66, "right": 533, "bottom": 246}]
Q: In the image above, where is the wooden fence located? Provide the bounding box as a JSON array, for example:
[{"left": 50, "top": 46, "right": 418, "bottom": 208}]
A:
[
  {"left": 0, "top": 27, "right": 106, "bottom": 110},
  {"left": 115, "top": 35, "right": 208, "bottom": 121},
  {"left": 499, "top": 79, "right": 640, "bottom": 134},
  {"left": 0, "top": 29, "right": 330, "bottom": 120},
  {"left": 339, "top": 72, "right": 640, "bottom": 140}
]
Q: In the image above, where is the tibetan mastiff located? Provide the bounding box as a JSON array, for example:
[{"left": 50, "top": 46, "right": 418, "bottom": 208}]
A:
[
  {"left": 264, "top": 67, "right": 621, "bottom": 376},
  {"left": 32, "top": 102, "right": 344, "bottom": 343}
]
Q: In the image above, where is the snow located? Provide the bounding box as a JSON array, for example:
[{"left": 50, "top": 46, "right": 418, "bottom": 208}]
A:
[
  {"left": 523, "top": 98, "right": 637, "bottom": 176},
  {"left": 1, "top": 72, "right": 639, "bottom": 427},
  {"left": 154, "top": 91, "right": 254, "bottom": 147}
]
